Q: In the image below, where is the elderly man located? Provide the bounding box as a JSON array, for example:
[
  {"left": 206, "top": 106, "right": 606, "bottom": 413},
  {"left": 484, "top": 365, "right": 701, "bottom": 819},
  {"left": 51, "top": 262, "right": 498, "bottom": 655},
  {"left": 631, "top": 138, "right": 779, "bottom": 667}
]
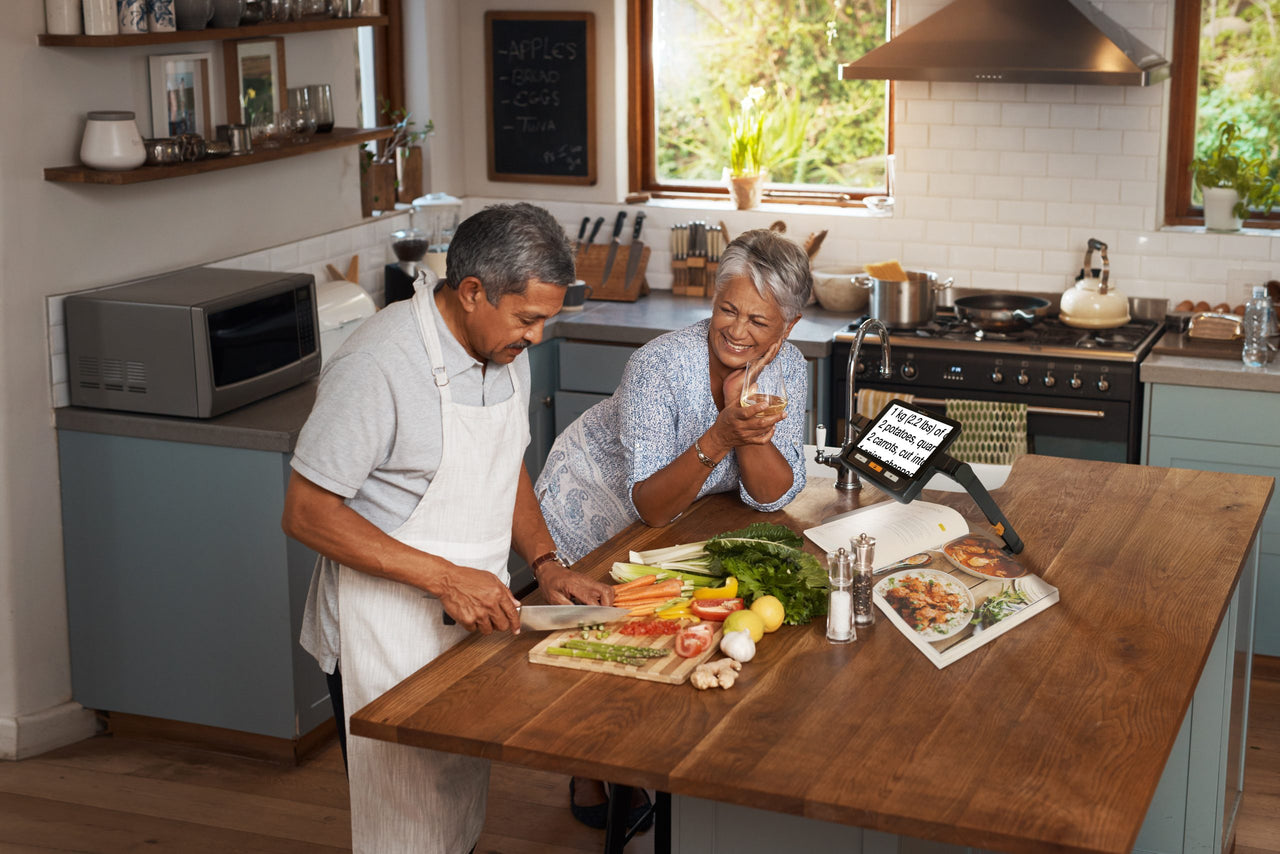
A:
[{"left": 283, "top": 202, "right": 613, "bottom": 853}]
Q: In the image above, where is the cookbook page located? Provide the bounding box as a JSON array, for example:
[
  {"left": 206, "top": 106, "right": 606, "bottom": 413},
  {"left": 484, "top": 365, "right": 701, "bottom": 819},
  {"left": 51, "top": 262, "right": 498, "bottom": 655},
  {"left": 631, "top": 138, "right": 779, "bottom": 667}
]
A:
[{"left": 803, "top": 501, "right": 968, "bottom": 568}]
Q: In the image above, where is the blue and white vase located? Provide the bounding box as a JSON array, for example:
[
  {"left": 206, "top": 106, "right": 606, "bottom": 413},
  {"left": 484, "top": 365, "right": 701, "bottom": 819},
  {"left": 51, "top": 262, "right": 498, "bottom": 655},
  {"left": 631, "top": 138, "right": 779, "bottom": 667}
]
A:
[
  {"left": 148, "top": 0, "right": 176, "bottom": 31},
  {"left": 117, "top": 0, "right": 148, "bottom": 32}
]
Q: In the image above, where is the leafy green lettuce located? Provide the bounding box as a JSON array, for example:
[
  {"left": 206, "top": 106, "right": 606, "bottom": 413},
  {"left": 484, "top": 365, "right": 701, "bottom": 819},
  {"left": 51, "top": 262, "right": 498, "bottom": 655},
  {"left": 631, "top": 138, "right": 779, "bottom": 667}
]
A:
[{"left": 704, "top": 523, "right": 828, "bottom": 625}]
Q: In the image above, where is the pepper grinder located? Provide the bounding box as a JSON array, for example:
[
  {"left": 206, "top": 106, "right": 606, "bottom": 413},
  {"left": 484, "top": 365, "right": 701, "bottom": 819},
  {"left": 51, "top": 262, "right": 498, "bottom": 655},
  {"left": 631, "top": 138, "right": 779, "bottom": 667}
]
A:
[
  {"left": 826, "top": 548, "right": 855, "bottom": 644},
  {"left": 852, "top": 533, "right": 876, "bottom": 627}
]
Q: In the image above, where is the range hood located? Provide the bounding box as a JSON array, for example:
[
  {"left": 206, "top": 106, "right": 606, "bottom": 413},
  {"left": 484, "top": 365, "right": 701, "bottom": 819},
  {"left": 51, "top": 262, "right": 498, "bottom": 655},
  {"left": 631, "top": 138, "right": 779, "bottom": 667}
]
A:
[{"left": 839, "top": 0, "right": 1170, "bottom": 86}]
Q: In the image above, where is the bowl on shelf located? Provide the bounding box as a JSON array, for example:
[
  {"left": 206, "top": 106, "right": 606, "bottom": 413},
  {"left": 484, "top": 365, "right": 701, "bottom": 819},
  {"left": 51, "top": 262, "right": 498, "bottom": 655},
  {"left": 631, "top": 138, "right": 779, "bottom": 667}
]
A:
[{"left": 811, "top": 266, "right": 870, "bottom": 314}]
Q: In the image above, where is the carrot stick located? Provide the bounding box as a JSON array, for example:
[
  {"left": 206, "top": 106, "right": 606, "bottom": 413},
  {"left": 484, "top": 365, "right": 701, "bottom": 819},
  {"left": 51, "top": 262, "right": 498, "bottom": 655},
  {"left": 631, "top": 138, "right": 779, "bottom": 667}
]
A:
[
  {"left": 626, "top": 605, "right": 661, "bottom": 616},
  {"left": 612, "top": 574, "right": 658, "bottom": 594},
  {"left": 613, "top": 593, "right": 681, "bottom": 609},
  {"left": 614, "top": 579, "right": 683, "bottom": 603}
]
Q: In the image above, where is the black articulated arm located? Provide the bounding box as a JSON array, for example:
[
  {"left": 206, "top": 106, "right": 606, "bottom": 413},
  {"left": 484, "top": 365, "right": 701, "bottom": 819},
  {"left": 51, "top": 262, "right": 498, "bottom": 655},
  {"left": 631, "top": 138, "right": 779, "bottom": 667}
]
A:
[{"left": 935, "top": 454, "right": 1024, "bottom": 554}]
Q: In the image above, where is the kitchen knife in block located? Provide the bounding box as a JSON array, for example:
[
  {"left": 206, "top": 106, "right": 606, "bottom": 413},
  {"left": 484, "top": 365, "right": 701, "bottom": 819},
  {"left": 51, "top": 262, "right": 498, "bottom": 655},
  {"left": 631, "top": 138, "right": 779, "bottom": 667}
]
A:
[
  {"left": 622, "top": 211, "right": 647, "bottom": 294},
  {"left": 576, "top": 243, "right": 651, "bottom": 300},
  {"left": 574, "top": 216, "right": 590, "bottom": 254},
  {"left": 600, "top": 211, "right": 627, "bottom": 284}
]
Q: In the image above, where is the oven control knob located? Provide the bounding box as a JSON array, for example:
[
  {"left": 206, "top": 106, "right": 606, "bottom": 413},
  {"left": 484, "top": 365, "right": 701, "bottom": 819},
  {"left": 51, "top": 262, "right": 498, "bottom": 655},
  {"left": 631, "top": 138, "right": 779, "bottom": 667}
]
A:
[
  {"left": 900, "top": 362, "right": 917, "bottom": 379},
  {"left": 1097, "top": 377, "right": 1111, "bottom": 392},
  {"left": 855, "top": 359, "right": 866, "bottom": 375},
  {"left": 990, "top": 369, "right": 1004, "bottom": 383},
  {"left": 1016, "top": 371, "right": 1030, "bottom": 386},
  {"left": 1069, "top": 374, "right": 1083, "bottom": 390},
  {"left": 1042, "top": 374, "right": 1056, "bottom": 388}
]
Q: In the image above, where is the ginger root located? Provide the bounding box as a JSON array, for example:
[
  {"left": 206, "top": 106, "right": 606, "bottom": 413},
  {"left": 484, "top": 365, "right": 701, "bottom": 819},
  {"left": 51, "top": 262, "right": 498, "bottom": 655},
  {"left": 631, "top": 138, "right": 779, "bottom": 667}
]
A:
[{"left": 690, "top": 657, "right": 741, "bottom": 690}]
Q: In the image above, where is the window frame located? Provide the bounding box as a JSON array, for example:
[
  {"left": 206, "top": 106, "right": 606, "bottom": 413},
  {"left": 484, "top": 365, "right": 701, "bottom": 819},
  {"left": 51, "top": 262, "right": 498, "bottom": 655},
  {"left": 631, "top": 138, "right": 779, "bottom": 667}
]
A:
[
  {"left": 625, "top": 0, "right": 894, "bottom": 208},
  {"left": 1164, "top": 0, "right": 1279, "bottom": 229}
]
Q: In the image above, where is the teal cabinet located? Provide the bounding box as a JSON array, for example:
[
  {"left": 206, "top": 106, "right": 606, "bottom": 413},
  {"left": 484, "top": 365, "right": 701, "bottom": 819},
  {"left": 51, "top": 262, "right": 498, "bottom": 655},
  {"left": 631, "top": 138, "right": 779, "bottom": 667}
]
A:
[
  {"left": 1143, "top": 383, "right": 1280, "bottom": 656},
  {"left": 524, "top": 339, "right": 558, "bottom": 482},
  {"left": 58, "top": 430, "right": 328, "bottom": 742}
]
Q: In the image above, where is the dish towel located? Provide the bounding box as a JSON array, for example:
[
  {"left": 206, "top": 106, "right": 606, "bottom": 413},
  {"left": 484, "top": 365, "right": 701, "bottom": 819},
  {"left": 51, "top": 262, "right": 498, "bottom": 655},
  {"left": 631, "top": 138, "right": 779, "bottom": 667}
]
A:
[
  {"left": 855, "top": 389, "right": 915, "bottom": 418},
  {"left": 944, "top": 399, "right": 1029, "bottom": 465}
]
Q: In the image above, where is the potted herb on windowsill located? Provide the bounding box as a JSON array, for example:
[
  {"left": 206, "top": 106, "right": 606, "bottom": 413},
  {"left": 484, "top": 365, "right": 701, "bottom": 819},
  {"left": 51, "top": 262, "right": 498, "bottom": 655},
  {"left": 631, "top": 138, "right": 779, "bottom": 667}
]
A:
[
  {"left": 725, "top": 86, "right": 768, "bottom": 209},
  {"left": 1191, "top": 120, "right": 1280, "bottom": 231}
]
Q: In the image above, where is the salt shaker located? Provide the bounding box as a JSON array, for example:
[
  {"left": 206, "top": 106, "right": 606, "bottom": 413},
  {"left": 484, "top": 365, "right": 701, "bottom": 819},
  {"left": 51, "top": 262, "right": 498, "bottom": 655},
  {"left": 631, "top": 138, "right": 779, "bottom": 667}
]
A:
[
  {"left": 852, "top": 533, "right": 876, "bottom": 627},
  {"left": 826, "top": 548, "right": 855, "bottom": 644}
]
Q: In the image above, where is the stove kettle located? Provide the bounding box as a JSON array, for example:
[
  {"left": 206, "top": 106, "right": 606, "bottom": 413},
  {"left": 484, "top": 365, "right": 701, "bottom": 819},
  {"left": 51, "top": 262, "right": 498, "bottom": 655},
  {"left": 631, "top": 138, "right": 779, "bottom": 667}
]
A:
[{"left": 1060, "top": 238, "right": 1131, "bottom": 329}]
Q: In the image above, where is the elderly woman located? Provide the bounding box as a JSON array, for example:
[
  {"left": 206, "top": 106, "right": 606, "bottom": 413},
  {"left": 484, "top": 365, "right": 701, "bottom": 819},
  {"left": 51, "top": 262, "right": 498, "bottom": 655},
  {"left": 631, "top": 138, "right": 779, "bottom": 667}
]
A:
[{"left": 536, "top": 227, "right": 812, "bottom": 563}]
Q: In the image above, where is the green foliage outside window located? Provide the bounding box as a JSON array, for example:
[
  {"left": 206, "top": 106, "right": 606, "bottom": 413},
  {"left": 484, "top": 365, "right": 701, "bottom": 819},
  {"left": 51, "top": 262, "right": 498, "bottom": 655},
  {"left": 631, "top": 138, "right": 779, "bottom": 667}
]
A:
[
  {"left": 653, "top": 0, "right": 889, "bottom": 190},
  {"left": 1194, "top": 0, "right": 1280, "bottom": 208}
]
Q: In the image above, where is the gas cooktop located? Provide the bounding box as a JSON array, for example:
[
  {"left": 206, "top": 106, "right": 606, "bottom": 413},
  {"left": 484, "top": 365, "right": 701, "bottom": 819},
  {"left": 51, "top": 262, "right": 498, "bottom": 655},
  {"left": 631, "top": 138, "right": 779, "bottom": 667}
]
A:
[{"left": 834, "top": 311, "right": 1164, "bottom": 363}]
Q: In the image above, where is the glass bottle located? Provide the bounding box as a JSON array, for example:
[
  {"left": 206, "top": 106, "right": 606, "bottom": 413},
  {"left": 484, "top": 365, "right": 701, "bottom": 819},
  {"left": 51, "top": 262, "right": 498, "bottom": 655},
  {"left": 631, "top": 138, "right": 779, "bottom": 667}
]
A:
[
  {"left": 852, "top": 533, "right": 876, "bottom": 627},
  {"left": 1242, "top": 285, "right": 1274, "bottom": 368},
  {"left": 826, "top": 549, "right": 855, "bottom": 644}
]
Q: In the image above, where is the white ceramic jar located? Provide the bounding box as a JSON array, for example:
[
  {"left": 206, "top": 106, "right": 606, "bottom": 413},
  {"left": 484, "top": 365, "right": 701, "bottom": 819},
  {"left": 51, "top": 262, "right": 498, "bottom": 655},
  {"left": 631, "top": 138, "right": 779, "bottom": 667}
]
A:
[
  {"left": 45, "top": 0, "right": 82, "bottom": 34},
  {"left": 80, "top": 111, "right": 147, "bottom": 171},
  {"left": 82, "top": 0, "right": 118, "bottom": 34}
]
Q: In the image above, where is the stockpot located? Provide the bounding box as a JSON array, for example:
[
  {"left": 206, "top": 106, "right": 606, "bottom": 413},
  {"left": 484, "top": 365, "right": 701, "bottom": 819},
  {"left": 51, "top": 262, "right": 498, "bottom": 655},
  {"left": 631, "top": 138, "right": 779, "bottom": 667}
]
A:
[{"left": 852, "top": 269, "right": 954, "bottom": 328}]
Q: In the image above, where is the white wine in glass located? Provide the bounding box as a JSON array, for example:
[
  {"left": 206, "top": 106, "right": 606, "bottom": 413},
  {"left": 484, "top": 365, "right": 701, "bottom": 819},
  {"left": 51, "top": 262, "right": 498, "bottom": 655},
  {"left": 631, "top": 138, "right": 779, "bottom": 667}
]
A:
[{"left": 740, "top": 359, "right": 788, "bottom": 416}]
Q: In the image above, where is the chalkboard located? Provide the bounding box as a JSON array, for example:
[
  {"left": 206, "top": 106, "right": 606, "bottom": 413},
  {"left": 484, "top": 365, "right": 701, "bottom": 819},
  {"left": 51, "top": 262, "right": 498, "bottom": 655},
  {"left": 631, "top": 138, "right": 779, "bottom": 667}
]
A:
[{"left": 485, "top": 11, "right": 596, "bottom": 185}]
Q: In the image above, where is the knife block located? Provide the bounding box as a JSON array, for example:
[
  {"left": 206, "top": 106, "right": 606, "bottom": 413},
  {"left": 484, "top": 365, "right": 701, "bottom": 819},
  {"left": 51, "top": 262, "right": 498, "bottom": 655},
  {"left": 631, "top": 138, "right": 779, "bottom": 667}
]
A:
[{"left": 576, "top": 243, "right": 650, "bottom": 302}]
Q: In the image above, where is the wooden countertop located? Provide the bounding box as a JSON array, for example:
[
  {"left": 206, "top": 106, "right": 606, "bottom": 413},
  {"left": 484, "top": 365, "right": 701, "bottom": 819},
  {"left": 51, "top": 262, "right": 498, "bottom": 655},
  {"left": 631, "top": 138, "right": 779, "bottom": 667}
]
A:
[{"left": 350, "top": 455, "right": 1272, "bottom": 854}]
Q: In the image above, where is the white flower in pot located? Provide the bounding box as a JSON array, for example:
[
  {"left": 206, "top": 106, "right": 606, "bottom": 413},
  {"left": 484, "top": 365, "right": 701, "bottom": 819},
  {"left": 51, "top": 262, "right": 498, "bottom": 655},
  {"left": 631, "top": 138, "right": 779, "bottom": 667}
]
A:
[{"left": 1191, "top": 121, "right": 1280, "bottom": 232}]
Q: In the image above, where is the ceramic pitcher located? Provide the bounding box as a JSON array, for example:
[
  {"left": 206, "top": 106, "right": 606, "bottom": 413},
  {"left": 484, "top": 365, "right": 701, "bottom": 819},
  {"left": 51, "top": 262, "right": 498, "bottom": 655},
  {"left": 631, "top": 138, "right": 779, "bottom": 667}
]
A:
[
  {"left": 148, "top": 0, "right": 177, "bottom": 31},
  {"left": 117, "top": 0, "right": 148, "bottom": 32}
]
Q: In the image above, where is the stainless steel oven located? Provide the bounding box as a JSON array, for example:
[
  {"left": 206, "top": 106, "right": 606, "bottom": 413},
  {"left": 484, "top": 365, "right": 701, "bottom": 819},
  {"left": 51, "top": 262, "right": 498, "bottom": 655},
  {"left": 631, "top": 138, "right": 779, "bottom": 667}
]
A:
[{"left": 827, "top": 295, "right": 1165, "bottom": 464}]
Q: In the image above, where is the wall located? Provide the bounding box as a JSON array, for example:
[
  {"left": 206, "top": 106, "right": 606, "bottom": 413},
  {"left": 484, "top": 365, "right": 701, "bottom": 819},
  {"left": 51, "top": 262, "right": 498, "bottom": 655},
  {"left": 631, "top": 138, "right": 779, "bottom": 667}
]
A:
[{"left": 0, "top": 0, "right": 374, "bottom": 758}]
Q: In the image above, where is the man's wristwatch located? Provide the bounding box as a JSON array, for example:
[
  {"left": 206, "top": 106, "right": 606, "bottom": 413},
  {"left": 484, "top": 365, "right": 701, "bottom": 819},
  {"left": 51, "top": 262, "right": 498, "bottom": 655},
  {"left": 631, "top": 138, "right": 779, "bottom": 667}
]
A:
[{"left": 531, "top": 551, "right": 569, "bottom": 577}]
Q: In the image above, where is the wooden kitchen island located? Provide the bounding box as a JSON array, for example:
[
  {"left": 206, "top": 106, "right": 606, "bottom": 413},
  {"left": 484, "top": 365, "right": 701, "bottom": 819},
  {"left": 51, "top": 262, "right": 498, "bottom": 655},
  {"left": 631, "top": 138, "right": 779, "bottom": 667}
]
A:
[{"left": 350, "top": 455, "right": 1273, "bottom": 854}]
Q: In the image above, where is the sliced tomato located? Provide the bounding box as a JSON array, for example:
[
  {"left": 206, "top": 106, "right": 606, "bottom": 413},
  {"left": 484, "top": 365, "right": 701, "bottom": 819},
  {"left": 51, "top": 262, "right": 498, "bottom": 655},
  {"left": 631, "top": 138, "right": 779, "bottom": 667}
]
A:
[
  {"left": 674, "top": 622, "right": 715, "bottom": 658},
  {"left": 689, "top": 597, "right": 745, "bottom": 622}
]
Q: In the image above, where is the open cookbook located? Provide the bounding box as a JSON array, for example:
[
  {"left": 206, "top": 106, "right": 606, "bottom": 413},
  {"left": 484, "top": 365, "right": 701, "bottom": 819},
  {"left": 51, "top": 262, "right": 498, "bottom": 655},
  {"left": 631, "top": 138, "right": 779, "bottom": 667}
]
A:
[{"left": 805, "top": 501, "right": 1058, "bottom": 669}]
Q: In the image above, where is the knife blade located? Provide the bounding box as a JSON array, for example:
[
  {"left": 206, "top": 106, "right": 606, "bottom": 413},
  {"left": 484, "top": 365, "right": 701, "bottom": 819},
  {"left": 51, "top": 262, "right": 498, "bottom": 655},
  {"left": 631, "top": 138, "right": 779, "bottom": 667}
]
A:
[
  {"left": 622, "top": 211, "right": 647, "bottom": 293},
  {"left": 574, "top": 215, "right": 591, "bottom": 254},
  {"left": 600, "top": 211, "right": 627, "bottom": 285},
  {"left": 518, "top": 604, "right": 631, "bottom": 631}
]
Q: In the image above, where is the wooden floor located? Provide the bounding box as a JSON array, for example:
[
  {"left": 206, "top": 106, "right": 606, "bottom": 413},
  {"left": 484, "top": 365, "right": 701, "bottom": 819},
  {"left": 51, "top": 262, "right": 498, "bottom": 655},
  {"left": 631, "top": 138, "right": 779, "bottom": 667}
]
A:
[{"left": 1, "top": 662, "right": 1277, "bottom": 854}]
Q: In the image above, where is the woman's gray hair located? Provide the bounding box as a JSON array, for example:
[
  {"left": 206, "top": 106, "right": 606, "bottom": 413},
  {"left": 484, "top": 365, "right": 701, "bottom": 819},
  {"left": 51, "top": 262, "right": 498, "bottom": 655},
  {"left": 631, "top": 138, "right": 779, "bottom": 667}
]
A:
[
  {"left": 713, "top": 229, "right": 812, "bottom": 321},
  {"left": 444, "top": 203, "right": 575, "bottom": 305}
]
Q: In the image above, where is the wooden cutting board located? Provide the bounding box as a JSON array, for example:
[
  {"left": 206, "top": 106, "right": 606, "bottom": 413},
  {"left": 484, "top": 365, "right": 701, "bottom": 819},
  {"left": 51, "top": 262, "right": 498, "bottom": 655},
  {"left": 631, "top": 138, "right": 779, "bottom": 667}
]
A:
[{"left": 528, "top": 625, "right": 722, "bottom": 684}]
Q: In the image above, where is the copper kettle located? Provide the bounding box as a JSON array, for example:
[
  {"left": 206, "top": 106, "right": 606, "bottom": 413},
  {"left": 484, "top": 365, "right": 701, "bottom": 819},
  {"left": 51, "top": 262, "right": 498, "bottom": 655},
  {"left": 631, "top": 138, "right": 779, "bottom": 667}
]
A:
[{"left": 1060, "top": 238, "right": 1131, "bottom": 329}]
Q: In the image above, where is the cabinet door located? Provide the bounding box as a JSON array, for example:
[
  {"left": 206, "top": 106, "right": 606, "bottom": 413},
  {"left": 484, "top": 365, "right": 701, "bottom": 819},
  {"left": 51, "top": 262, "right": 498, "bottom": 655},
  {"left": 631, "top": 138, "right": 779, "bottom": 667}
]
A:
[
  {"left": 525, "top": 340, "right": 559, "bottom": 481},
  {"left": 559, "top": 341, "right": 635, "bottom": 393}
]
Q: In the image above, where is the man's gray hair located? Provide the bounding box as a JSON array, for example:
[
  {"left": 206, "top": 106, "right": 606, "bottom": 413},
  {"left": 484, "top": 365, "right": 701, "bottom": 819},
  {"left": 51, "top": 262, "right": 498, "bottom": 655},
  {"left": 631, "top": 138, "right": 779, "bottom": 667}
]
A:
[
  {"left": 713, "top": 229, "right": 813, "bottom": 321},
  {"left": 444, "top": 203, "right": 575, "bottom": 304}
]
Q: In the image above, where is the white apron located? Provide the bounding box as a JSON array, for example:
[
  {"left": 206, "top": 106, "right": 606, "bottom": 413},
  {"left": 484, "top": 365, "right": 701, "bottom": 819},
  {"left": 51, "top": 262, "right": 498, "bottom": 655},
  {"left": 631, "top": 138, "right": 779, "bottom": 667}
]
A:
[{"left": 338, "top": 289, "right": 529, "bottom": 854}]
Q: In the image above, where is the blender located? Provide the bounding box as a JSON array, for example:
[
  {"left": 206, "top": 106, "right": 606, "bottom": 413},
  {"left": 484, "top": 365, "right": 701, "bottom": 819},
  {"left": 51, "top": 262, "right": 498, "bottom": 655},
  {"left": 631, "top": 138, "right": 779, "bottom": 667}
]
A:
[
  {"left": 411, "top": 193, "right": 462, "bottom": 280},
  {"left": 385, "top": 227, "right": 429, "bottom": 305}
]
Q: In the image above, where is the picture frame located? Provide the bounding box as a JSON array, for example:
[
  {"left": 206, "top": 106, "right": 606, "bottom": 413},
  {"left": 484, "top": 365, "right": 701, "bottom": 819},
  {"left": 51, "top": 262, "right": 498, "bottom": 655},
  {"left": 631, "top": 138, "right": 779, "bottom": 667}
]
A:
[
  {"left": 147, "top": 52, "right": 213, "bottom": 139},
  {"left": 223, "top": 37, "right": 287, "bottom": 126}
]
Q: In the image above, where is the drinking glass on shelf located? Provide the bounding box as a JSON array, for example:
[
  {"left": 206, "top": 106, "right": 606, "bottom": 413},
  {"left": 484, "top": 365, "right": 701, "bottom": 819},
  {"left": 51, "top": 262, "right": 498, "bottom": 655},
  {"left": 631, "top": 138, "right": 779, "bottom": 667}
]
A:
[
  {"left": 251, "top": 111, "right": 280, "bottom": 149},
  {"left": 739, "top": 359, "right": 788, "bottom": 416}
]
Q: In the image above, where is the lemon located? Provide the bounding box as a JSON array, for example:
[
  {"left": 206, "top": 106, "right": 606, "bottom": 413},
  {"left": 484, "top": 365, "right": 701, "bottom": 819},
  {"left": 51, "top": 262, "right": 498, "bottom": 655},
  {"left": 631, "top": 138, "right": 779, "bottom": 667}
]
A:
[
  {"left": 723, "top": 609, "right": 765, "bottom": 643},
  {"left": 750, "top": 595, "right": 785, "bottom": 633}
]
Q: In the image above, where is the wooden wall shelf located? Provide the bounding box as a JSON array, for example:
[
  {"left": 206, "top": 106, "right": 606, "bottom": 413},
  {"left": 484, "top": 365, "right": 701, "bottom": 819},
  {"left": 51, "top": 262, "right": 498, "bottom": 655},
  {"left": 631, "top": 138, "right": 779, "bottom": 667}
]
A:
[
  {"left": 37, "top": 16, "right": 388, "bottom": 48},
  {"left": 45, "top": 127, "right": 391, "bottom": 185}
]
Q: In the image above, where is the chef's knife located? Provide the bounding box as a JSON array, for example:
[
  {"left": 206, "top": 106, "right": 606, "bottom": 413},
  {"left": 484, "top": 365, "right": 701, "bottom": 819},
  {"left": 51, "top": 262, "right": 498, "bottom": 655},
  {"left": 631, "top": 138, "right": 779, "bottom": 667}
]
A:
[
  {"left": 441, "top": 603, "right": 630, "bottom": 629},
  {"left": 574, "top": 215, "right": 591, "bottom": 254},
  {"left": 519, "top": 604, "right": 631, "bottom": 631},
  {"left": 622, "top": 211, "right": 647, "bottom": 293},
  {"left": 600, "top": 211, "right": 627, "bottom": 285}
]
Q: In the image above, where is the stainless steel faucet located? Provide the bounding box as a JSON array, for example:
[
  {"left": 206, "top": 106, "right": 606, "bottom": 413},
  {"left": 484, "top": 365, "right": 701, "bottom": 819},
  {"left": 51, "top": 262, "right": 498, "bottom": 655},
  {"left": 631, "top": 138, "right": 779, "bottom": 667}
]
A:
[{"left": 814, "top": 318, "right": 893, "bottom": 490}]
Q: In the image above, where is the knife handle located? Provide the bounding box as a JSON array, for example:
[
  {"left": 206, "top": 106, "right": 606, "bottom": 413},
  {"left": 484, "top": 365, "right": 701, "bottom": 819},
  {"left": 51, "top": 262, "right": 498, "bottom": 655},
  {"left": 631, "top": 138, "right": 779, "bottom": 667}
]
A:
[
  {"left": 587, "top": 216, "right": 605, "bottom": 244},
  {"left": 631, "top": 211, "right": 646, "bottom": 240},
  {"left": 576, "top": 216, "right": 590, "bottom": 243},
  {"left": 611, "top": 210, "right": 627, "bottom": 238}
]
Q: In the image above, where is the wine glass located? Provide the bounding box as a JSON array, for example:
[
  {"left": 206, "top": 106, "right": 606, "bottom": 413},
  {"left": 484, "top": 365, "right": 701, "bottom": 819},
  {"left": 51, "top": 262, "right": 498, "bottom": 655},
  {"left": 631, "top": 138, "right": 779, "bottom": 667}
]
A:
[{"left": 739, "top": 359, "right": 788, "bottom": 416}]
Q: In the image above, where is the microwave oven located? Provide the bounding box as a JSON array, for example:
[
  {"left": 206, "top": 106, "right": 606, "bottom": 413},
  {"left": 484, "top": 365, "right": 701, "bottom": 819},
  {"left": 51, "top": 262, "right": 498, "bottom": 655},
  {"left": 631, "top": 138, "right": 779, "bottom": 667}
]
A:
[{"left": 65, "top": 267, "right": 320, "bottom": 418}]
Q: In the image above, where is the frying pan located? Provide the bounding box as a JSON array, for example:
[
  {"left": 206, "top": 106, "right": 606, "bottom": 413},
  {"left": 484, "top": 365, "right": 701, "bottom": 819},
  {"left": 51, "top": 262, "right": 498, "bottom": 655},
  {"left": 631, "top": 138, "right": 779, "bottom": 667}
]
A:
[{"left": 953, "top": 294, "right": 1052, "bottom": 332}]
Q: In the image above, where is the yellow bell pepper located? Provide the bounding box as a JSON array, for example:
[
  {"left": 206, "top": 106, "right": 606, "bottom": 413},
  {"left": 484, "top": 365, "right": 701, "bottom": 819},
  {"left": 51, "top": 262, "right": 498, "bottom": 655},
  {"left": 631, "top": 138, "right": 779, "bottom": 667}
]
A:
[
  {"left": 692, "top": 576, "right": 738, "bottom": 600},
  {"left": 657, "top": 598, "right": 695, "bottom": 620}
]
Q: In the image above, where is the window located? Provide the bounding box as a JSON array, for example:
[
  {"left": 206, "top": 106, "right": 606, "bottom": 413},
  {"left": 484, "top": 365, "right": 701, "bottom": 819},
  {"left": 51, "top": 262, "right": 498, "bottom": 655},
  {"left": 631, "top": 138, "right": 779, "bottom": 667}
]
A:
[
  {"left": 628, "top": 0, "right": 892, "bottom": 206},
  {"left": 1165, "top": 0, "right": 1280, "bottom": 227},
  {"left": 358, "top": 0, "right": 405, "bottom": 134}
]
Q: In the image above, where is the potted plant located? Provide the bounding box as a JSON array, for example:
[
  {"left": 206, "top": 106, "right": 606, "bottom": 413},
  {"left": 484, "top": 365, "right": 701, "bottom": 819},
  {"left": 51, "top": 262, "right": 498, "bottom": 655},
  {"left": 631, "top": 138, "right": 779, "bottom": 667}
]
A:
[
  {"left": 1191, "top": 120, "right": 1280, "bottom": 231},
  {"left": 726, "top": 86, "right": 768, "bottom": 209},
  {"left": 359, "top": 148, "right": 396, "bottom": 218},
  {"left": 377, "top": 98, "right": 434, "bottom": 204}
]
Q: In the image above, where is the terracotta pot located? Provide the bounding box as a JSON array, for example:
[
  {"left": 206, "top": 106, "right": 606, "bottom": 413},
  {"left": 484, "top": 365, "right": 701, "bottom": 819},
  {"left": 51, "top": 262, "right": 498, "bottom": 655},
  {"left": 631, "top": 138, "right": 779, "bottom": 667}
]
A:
[
  {"left": 360, "top": 162, "right": 396, "bottom": 218},
  {"left": 728, "top": 171, "right": 767, "bottom": 210},
  {"left": 396, "top": 145, "right": 423, "bottom": 204}
]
